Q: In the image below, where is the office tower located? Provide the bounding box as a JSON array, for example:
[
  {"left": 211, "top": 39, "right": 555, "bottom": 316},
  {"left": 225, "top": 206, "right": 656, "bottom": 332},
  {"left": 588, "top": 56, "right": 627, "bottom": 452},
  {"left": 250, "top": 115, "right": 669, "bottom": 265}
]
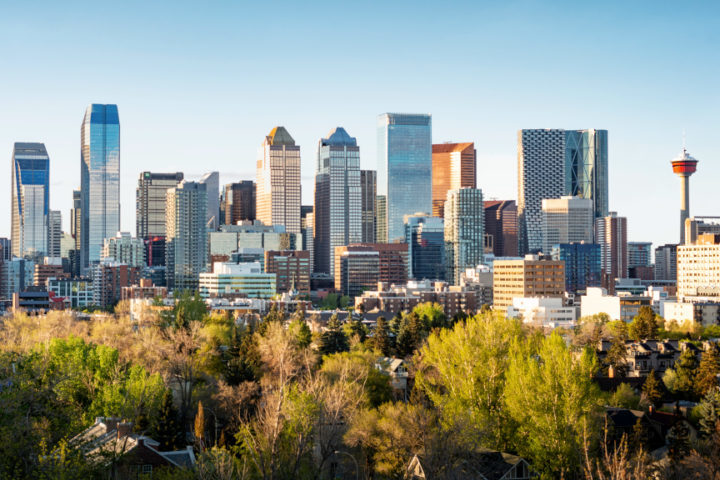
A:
[
  {"left": 71, "top": 189, "right": 82, "bottom": 250},
  {"left": 47, "top": 210, "right": 62, "bottom": 258},
  {"left": 686, "top": 217, "right": 720, "bottom": 246},
  {"left": 444, "top": 188, "right": 484, "bottom": 285},
  {"left": 376, "top": 196, "right": 387, "bottom": 243},
  {"left": 80, "top": 104, "right": 120, "bottom": 269},
  {"left": 628, "top": 242, "right": 653, "bottom": 268},
  {"left": 256, "top": 127, "right": 301, "bottom": 234},
  {"left": 492, "top": 255, "right": 565, "bottom": 311},
  {"left": 199, "top": 171, "right": 220, "bottom": 231},
  {"left": 404, "top": 213, "right": 445, "bottom": 280},
  {"left": 595, "top": 212, "right": 628, "bottom": 291},
  {"left": 166, "top": 181, "right": 208, "bottom": 291},
  {"left": 92, "top": 261, "right": 140, "bottom": 308},
  {"left": 265, "top": 250, "right": 310, "bottom": 294},
  {"left": 334, "top": 243, "right": 408, "bottom": 294},
  {"left": 541, "top": 196, "right": 594, "bottom": 254},
  {"left": 0, "top": 258, "right": 35, "bottom": 300},
  {"left": 60, "top": 233, "right": 75, "bottom": 259},
  {"left": 301, "top": 206, "right": 314, "bottom": 273},
  {"left": 12, "top": 143, "right": 50, "bottom": 258},
  {"left": 0, "top": 238, "right": 11, "bottom": 262},
  {"left": 484, "top": 200, "right": 519, "bottom": 257},
  {"left": 654, "top": 244, "right": 678, "bottom": 281},
  {"left": 136, "top": 172, "right": 184, "bottom": 238},
  {"left": 551, "top": 243, "right": 602, "bottom": 295},
  {"left": 377, "top": 113, "right": 432, "bottom": 242},
  {"left": 431, "top": 142, "right": 476, "bottom": 218},
  {"left": 223, "top": 181, "right": 255, "bottom": 225},
  {"left": 314, "top": 127, "right": 362, "bottom": 275},
  {"left": 334, "top": 247, "right": 380, "bottom": 297},
  {"left": 677, "top": 234, "right": 720, "bottom": 302},
  {"left": 102, "top": 232, "right": 146, "bottom": 268},
  {"left": 670, "top": 149, "right": 698, "bottom": 244},
  {"left": 517, "top": 129, "right": 608, "bottom": 254},
  {"left": 360, "top": 170, "right": 377, "bottom": 243}
]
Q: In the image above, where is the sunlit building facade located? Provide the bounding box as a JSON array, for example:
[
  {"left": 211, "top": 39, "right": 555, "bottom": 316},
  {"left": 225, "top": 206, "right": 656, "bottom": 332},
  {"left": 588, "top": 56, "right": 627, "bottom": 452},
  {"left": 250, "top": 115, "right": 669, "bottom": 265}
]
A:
[
  {"left": 431, "top": 142, "right": 476, "bottom": 218},
  {"left": 11, "top": 143, "right": 50, "bottom": 258},
  {"left": 444, "top": 188, "right": 484, "bottom": 285}
]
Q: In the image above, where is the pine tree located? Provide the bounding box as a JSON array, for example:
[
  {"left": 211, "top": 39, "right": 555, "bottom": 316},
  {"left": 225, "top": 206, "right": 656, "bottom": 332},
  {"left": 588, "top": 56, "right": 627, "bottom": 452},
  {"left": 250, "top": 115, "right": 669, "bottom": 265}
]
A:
[
  {"left": 154, "top": 390, "right": 183, "bottom": 450},
  {"left": 697, "top": 388, "right": 720, "bottom": 437},
  {"left": 642, "top": 369, "right": 663, "bottom": 406},
  {"left": 373, "top": 316, "right": 391, "bottom": 356},
  {"left": 606, "top": 338, "right": 628, "bottom": 377},
  {"left": 668, "top": 349, "right": 699, "bottom": 399},
  {"left": 319, "top": 314, "right": 349, "bottom": 355},
  {"left": 695, "top": 343, "right": 720, "bottom": 397},
  {"left": 194, "top": 401, "right": 206, "bottom": 450},
  {"left": 628, "top": 306, "right": 658, "bottom": 340},
  {"left": 667, "top": 420, "right": 691, "bottom": 461}
]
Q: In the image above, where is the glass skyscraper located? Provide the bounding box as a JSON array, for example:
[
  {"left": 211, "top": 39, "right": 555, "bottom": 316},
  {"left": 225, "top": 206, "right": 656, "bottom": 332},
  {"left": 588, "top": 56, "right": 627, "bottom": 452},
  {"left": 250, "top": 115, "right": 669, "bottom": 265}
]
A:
[
  {"left": 377, "top": 113, "right": 432, "bottom": 242},
  {"left": 405, "top": 213, "right": 445, "bottom": 281},
  {"left": 565, "top": 129, "right": 608, "bottom": 220},
  {"left": 551, "top": 242, "right": 601, "bottom": 295},
  {"left": 444, "top": 188, "right": 484, "bottom": 285},
  {"left": 11, "top": 143, "right": 50, "bottom": 258},
  {"left": 80, "top": 104, "right": 120, "bottom": 269}
]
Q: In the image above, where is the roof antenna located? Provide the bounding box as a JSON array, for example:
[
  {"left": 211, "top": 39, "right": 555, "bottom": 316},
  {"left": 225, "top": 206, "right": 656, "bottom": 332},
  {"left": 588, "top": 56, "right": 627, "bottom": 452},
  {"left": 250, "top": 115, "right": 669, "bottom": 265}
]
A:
[{"left": 682, "top": 129, "right": 686, "bottom": 153}]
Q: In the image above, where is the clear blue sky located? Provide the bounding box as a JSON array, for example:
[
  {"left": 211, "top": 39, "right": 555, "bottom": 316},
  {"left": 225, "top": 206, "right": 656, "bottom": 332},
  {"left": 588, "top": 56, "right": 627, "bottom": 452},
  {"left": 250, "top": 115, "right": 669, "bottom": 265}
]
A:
[{"left": 1, "top": 1, "right": 718, "bottom": 249}]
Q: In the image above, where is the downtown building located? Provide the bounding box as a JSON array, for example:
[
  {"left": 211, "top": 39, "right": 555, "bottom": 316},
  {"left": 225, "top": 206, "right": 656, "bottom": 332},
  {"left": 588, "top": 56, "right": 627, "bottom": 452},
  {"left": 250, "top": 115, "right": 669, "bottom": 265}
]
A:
[
  {"left": 256, "top": 127, "right": 301, "bottom": 234},
  {"left": 80, "top": 104, "right": 120, "bottom": 270},
  {"left": 92, "top": 261, "right": 140, "bottom": 308},
  {"left": 551, "top": 243, "right": 602, "bottom": 295},
  {"left": 166, "top": 181, "right": 208, "bottom": 291},
  {"left": 484, "top": 200, "right": 518, "bottom": 257},
  {"left": 595, "top": 212, "right": 628, "bottom": 292},
  {"left": 377, "top": 113, "right": 432, "bottom": 242},
  {"left": 444, "top": 188, "right": 484, "bottom": 285},
  {"left": 541, "top": 196, "right": 594, "bottom": 254},
  {"left": 677, "top": 234, "right": 720, "bottom": 302},
  {"left": 655, "top": 244, "right": 678, "bottom": 281},
  {"left": 136, "top": 171, "right": 184, "bottom": 266},
  {"left": 360, "top": 170, "right": 377, "bottom": 243},
  {"left": 265, "top": 250, "right": 311, "bottom": 294},
  {"left": 11, "top": 143, "right": 50, "bottom": 258},
  {"left": 431, "top": 142, "right": 476, "bottom": 218},
  {"left": 334, "top": 243, "right": 408, "bottom": 297},
  {"left": 199, "top": 172, "right": 220, "bottom": 231},
  {"left": 313, "top": 127, "right": 362, "bottom": 275},
  {"left": 47, "top": 210, "right": 62, "bottom": 259},
  {"left": 223, "top": 181, "right": 255, "bottom": 226},
  {"left": 404, "top": 213, "right": 445, "bottom": 281},
  {"left": 517, "top": 128, "right": 608, "bottom": 254},
  {"left": 492, "top": 255, "right": 565, "bottom": 312},
  {"left": 102, "top": 232, "right": 146, "bottom": 268}
]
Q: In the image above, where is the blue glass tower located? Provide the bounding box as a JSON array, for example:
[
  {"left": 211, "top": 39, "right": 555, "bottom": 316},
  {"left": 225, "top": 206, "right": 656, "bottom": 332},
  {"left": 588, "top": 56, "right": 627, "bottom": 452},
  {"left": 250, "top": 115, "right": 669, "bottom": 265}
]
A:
[
  {"left": 11, "top": 143, "right": 50, "bottom": 258},
  {"left": 551, "top": 242, "right": 601, "bottom": 295},
  {"left": 404, "top": 213, "right": 445, "bottom": 281},
  {"left": 377, "top": 113, "right": 432, "bottom": 242},
  {"left": 80, "top": 104, "right": 120, "bottom": 269}
]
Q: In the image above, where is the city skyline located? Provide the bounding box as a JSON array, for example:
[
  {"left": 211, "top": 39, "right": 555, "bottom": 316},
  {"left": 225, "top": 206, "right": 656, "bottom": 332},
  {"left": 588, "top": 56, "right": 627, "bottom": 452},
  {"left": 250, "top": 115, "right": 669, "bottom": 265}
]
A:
[{"left": 1, "top": 2, "right": 718, "bottom": 248}]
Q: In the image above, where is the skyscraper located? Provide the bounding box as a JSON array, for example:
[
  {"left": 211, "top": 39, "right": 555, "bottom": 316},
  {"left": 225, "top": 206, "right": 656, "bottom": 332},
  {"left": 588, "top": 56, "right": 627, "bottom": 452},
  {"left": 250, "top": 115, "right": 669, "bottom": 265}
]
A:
[
  {"left": 551, "top": 243, "right": 602, "bottom": 295},
  {"left": 256, "top": 127, "right": 301, "bottom": 234},
  {"left": 404, "top": 213, "right": 445, "bottom": 281},
  {"left": 301, "top": 206, "right": 314, "bottom": 273},
  {"left": 71, "top": 189, "right": 82, "bottom": 251},
  {"left": 199, "top": 171, "right": 220, "bottom": 231},
  {"left": 654, "top": 244, "right": 678, "bottom": 281},
  {"left": 484, "top": 200, "right": 518, "bottom": 257},
  {"left": 223, "top": 181, "right": 255, "bottom": 226},
  {"left": 541, "top": 196, "right": 594, "bottom": 254},
  {"left": 377, "top": 113, "right": 432, "bottom": 242},
  {"left": 47, "top": 210, "right": 62, "bottom": 258},
  {"left": 80, "top": 104, "right": 120, "bottom": 269},
  {"left": 431, "top": 142, "right": 476, "bottom": 218},
  {"left": 11, "top": 143, "right": 50, "bottom": 258},
  {"left": 136, "top": 172, "right": 184, "bottom": 239},
  {"left": 360, "top": 170, "right": 377, "bottom": 243},
  {"left": 517, "top": 129, "right": 608, "bottom": 254},
  {"left": 314, "top": 127, "right": 361, "bottom": 275},
  {"left": 628, "top": 242, "right": 653, "bottom": 268},
  {"left": 444, "top": 188, "right": 484, "bottom": 285},
  {"left": 595, "top": 212, "right": 628, "bottom": 291},
  {"left": 166, "top": 181, "right": 208, "bottom": 291}
]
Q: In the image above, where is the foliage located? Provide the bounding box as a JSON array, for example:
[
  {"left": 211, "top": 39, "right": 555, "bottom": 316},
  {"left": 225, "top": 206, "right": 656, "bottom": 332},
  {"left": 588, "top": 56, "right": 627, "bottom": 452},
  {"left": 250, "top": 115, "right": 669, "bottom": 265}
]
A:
[
  {"left": 696, "top": 388, "right": 720, "bottom": 437},
  {"left": 154, "top": 390, "right": 184, "bottom": 450},
  {"left": 370, "top": 316, "right": 391, "bottom": 356},
  {"left": 695, "top": 343, "right": 720, "bottom": 397},
  {"left": 412, "top": 302, "right": 447, "bottom": 329},
  {"left": 642, "top": 369, "right": 663, "bottom": 407},
  {"left": 288, "top": 318, "right": 312, "bottom": 349},
  {"left": 663, "top": 348, "right": 699, "bottom": 400},
  {"left": 318, "top": 314, "right": 349, "bottom": 356},
  {"left": 604, "top": 337, "right": 628, "bottom": 377},
  {"left": 608, "top": 383, "right": 641, "bottom": 410}
]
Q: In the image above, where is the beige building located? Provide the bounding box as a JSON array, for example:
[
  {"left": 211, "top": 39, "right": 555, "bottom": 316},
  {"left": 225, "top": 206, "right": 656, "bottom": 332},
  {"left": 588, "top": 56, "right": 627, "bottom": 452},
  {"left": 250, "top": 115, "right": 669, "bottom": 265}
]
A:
[
  {"left": 492, "top": 255, "right": 565, "bottom": 311},
  {"left": 256, "top": 127, "right": 301, "bottom": 234},
  {"left": 677, "top": 233, "right": 720, "bottom": 302},
  {"left": 541, "top": 196, "right": 594, "bottom": 254}
]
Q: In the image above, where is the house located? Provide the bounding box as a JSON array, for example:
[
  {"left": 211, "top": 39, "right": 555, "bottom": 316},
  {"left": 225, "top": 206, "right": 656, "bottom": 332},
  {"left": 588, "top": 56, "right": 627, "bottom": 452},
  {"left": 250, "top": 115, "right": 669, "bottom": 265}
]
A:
[
  {"left": 404, "top": 450, "right": 535, "bottom": 479},
  {"left": 375, "top": 357, "right": 409, "bottom": 400},
  {"left": 596, "top": 339, "right": 700, "bottom": 378},
  {"left": 70, "top": 417, "right": 195, "bottom": 476}
]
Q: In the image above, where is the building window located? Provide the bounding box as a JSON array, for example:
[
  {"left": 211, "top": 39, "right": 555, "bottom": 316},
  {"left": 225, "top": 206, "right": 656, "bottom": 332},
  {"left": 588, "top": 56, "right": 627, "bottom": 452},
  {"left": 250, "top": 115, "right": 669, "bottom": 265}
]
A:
[{"left": 142, "top": 464, "right": 153, "bottom": 475}]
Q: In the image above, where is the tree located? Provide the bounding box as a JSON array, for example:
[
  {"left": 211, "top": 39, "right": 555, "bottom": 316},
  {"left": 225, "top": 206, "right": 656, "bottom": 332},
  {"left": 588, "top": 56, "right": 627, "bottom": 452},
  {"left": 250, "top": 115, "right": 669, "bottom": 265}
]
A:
[
  {"left": 154, "top": 390, "right": 184, "bottom": 450},
  {"left": 605, "top": 337, "right": 628, "bottom": 377},
  {"left": 697, "top": 388, "right": 720, "bottom": 437},
  {"left": 609, "top": 383, "right": 640, "bottom": 410},
  {"left": 195, "top": 401, "right": 206, "bottom": 450},
  {"left": 696, "top": 343, "right": 720, "bottom": 397},
  {"left": 371, "top": 316, "right": 391, "bottom": 356},
  {"left": 395, "top": 312, "right": 425, "bottom": 358},
  {"left": 319, "top": 315, "right": 349, "bottom": 356},
  {"left": 288, "top": 318, "right": 312, "bottom": 349},
  {"left": 413, "top": 302, "right": 447, "bottom": 329},
  {"left": 504, "top": 333, "right": 602, "bottom": 478},
  {"left": 342, "top": 317, "right": 367, "bottom": 344},
  {"left": 664, "top": 348, "right": 699, "bottom": 400},
  {"left": 628, "top": 306, "right": 658, "bottom": 341},
  {"left": 642, "top": 369, "right": 663, "bottom": 407},
  {"left": 172, "top": 291, "right": 207, "bottom": 328},
  {"left": 667, "top": 421, "right": 691, "bottom": 461}
]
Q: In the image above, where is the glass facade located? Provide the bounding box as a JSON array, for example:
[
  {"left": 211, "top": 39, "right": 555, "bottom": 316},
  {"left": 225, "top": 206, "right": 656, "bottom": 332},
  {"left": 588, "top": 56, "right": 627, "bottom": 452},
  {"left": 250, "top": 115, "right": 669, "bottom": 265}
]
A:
[
  {"left": 11, "top": 143, "right": 50, "bottom": 258},
  {"left": 444, "top": 188, "right": 484, "bottom": 285},
  {"left": 136, "top": 172, "right": 184, "bottom": 239},
  {"left": 405, "top": 214, "right": 445, "bottom": 280},
  {"left": 551, "top": 243, "right": 602, "bottom": 295},
  {"left": 377, "top": 114, "right": 432, "bottom": 242},
  {"left": 166, "top": 181, "right": 208, "bottom": 291},
  {"left": 81, "top": 104, "right": 120, "bottom": 269},
  {"left": 565, "top": 129, "right": 609, "bottom": 220}
]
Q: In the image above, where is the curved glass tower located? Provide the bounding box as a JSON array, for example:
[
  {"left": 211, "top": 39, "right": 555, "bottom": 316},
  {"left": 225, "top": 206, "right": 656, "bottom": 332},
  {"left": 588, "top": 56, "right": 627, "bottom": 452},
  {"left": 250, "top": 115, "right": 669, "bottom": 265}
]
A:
[
  {"left": 11, "top": 143, "right": 50, "bottom": 258},
  {"left": 80, "top": 104, "right": 120, "bottom": 269}
]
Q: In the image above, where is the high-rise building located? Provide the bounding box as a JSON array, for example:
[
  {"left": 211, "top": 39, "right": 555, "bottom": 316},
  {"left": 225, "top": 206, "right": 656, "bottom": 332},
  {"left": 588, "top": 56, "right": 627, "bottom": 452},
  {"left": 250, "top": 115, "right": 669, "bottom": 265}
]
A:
[
  {"left": 223, "top": 181, "right": 256, "bottom": 226},
  {"left": 654, "top": 244, "right": 678, "bottom": 281},
  {"left": 377, "top": 113, "right": 432, "bottom": 242},
  {"left": 551, "top": 243, "right": 602, "bottom": 295},
  {"left": 265, "top": 250, "right": 310, "bottom": 294},
  {"left": 102, "top": 232, "right": 145, "bottom": 268},
  {"left": 685, "top": 217, "right": 720, "bottom": 246},
  {"left": 166, "top": 181, "right": 208, "bottom": 291},
  {"left": 404, "top": 213, "right": 445, "bottom": 281},
  {"left": 12, "top": 143, "right": 50, "bottom": 258},
  {"left": 47, "top": 210, "right": 62, "bottom": 258},
  {"left": 334, "top": 243, "right": 408, "bottom": 295},
  {"left": 541, "top": 196, "right": 594, "bottom": 254},
  {"left": 431, "top": 142, "right": 476, "bottom": 218},
  {"left": 34, "top": 258, "right": 67, "bottom": 287},
  {"left": 360, "top": 170, "right": 377, "bottom": 243},
  {"left": 595, "top": 212, "right": 628, "bottom": 291},
  {"left": 314, "top": 127, "right": 362, "bottom": 275},
  {"left": 0, "top": 238, "right": 11, "bottom": 262},
  {"left": 256, "top": 127, "right": 301, "bottom": 234},
  {"left": 517, "top": 129, "right": 608, "bottom": 254},
  {"left": 376, "top": 195, "right": 387, "bottom": 243},
  {"left": 199, "top": 171, "right": 220, "bottom": 231},
  {"left": 136, "top": 172, "right": 184, "bottom": 239},
  {"left": 628, "top": 242, "right": 653, "bottom": 268},
  {"left": 677, "top": 234, "right": 720, "bottom": 302},
  {"left": 444, "top": 188, "right": 484, "bottom": 285},
  {"left": 334, "top": 247, "right": 380, "bottom": 298},
  {"left": 483, "top": 200, "right": 518, "bottom": 257},
  {"left": 80, "top": 104, "right": 120, "bottom": 269},
  {"left": 301, "top": 206, "right": 314, "bottom": 273},
  {"left": 92, "top": 261, "right": 140, "bottom": 308},
  {"left": 492, "top": 255, "right": 565, "bottom": 311},
  {"left": 71, "top": 189, "right": 82, "bottom": 250}
]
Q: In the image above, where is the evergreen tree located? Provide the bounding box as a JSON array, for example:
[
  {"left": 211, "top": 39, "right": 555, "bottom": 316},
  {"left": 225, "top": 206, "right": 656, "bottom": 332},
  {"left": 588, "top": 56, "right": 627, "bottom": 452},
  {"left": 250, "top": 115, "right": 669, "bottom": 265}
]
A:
[
  {"left": 343, "top": 317, "right": 367, "bottom": 343},
  {"left": 667, "top": 420, "right": 691, "bottom": 461},
  {"left": 373, "top": 316, "right": 391, "bottom": 356},
  {"left": 642, "top": 369, "right": 663, "bottom": 406},
  {"left": 154, "top": 390, "right": 183, "bottom": 450},
  {"left": 697, "top": 388, "right": 720, "bottom": 437},
  {"left": 396, "top": 312, "right": 424, "bottom": 358},
  {"left": 605, "top": 338, "right": 628, "bottom": 377},
  {"left": 628, "top": 306, "right": 658, "bottom": 340},
  {"left": 664, "top": 348, "right": 699, "bottom": 400},
  {"left": 289, "top": 317, "right": 312, "bottom": 349},
  {"left": 194, "top": 401, "right": 206, "bottom": 450},
  {"left": 695, "top": 343, "right": 720, "bottom": 397},
  {"left": 319, "top": 314, "right": 349, "bottom": 355}
]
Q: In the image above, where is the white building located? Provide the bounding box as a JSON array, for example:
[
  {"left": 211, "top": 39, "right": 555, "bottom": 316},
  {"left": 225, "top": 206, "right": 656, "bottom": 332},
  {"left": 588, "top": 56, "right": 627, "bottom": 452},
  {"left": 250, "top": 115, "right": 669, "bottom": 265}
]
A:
[
  {"left": 199, "top": 262, "right": 276, "bottom": 299},
  {"left": 507, "top": 297, "right": 577, "bottom": 328},
  {"left": 102, "top": 232, "right": 145, "bottom": 268},
  {"left": 580, "top": 287, "right": 654, "bottom": 322}
]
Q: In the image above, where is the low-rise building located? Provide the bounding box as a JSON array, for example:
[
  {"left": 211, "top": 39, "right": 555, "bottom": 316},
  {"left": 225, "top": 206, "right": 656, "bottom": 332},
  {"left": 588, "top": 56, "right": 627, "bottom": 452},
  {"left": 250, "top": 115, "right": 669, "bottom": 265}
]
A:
[
  {"left": 92, "top": 261, "right": 141, "bottom": 308},
  {"left": 596, "top": 339, "right": 700, "bottom": 378},
  {"left": 34, "top": 257, "right": 68, "bottom": 287},
  {"left": 580, "top": 287, "right": 652, "bottom": 322},
  {"left": 121, "top": 278, "right": 168, "bottom": 301},
  {"left": 460, "top": 265, "right": 493, "bottom": 307},
  {"left": 506, "top": 297, "right": 578, "bottom": 328},
  {"left": 48, "top": 277, "right": 93, "bottom": 308},
  {"left": 199, "top": 262, "right": 276, "bottom": 299},
  {"left": 354, "top": 280, "right": 476, "bottom": 317},
  {"left": 265, "top": 250, "right": 310, "bottom": 294},
  {"left": 663, "top": 301, "right": 720, "bottom": 327},
  {"left": 492, "top": 255, "right": 565, "bottom": 311}
]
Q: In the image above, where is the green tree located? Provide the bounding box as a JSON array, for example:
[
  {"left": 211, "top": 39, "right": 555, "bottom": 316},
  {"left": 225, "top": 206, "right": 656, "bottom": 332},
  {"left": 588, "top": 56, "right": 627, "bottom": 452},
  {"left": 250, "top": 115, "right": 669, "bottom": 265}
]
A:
[
  {"left": 319, "top": 314, "right": 349, "bottom": 355},
  {"left": 504, "top": 333, "right": 602, "bottom": 478},
  {"left": 288, "top": 317, "right": 312, "bottom": 349},
  {"left": 154, "top": 390, "right": 183, "bottom": 450},
  {"left": 320, "top": 293, "right": 339, "bottom": 310},
  {"left": 642, "top": 369, "right": 663, "bottom": 406},
  {"left": 667, "top": 421, "right": 691, "bottom": 461},
  {"left": 413, "top": 302, "right": 447, "bottom": 329},
  {"left": 696, "top": 388, "right": 720, "bottom": 437},
  {"left": 342, "top": 317, "right": 367, "bottom": 344},
  {"left": 605, "top": 337, "right": 628, "bottom": 377},
  {"left": 194, "top": 401, "right": 206, "bottom": 450},
  {"left": 609, "top": 383, "right": 640, "bottom": 409},
  {"left": 172, "top": 290, "right": 208, "bottom": 328},
  {"left": 415, "top": 313, "right": 523, "bottom": 451},
  {"left": 696, "top": 343, "right": 720, "bottom": 397},
  {"left": 664, "top": 348, "right": 699, "bottom": 399},
  {"left": 395, "top": 312, "right": 425, "bottom": 358},
  {"left": 628, "top": 306, "right": 658, "bottom": 340},
  {"left": 372, "top": 316, "right": 391, "bottom": 356}
]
